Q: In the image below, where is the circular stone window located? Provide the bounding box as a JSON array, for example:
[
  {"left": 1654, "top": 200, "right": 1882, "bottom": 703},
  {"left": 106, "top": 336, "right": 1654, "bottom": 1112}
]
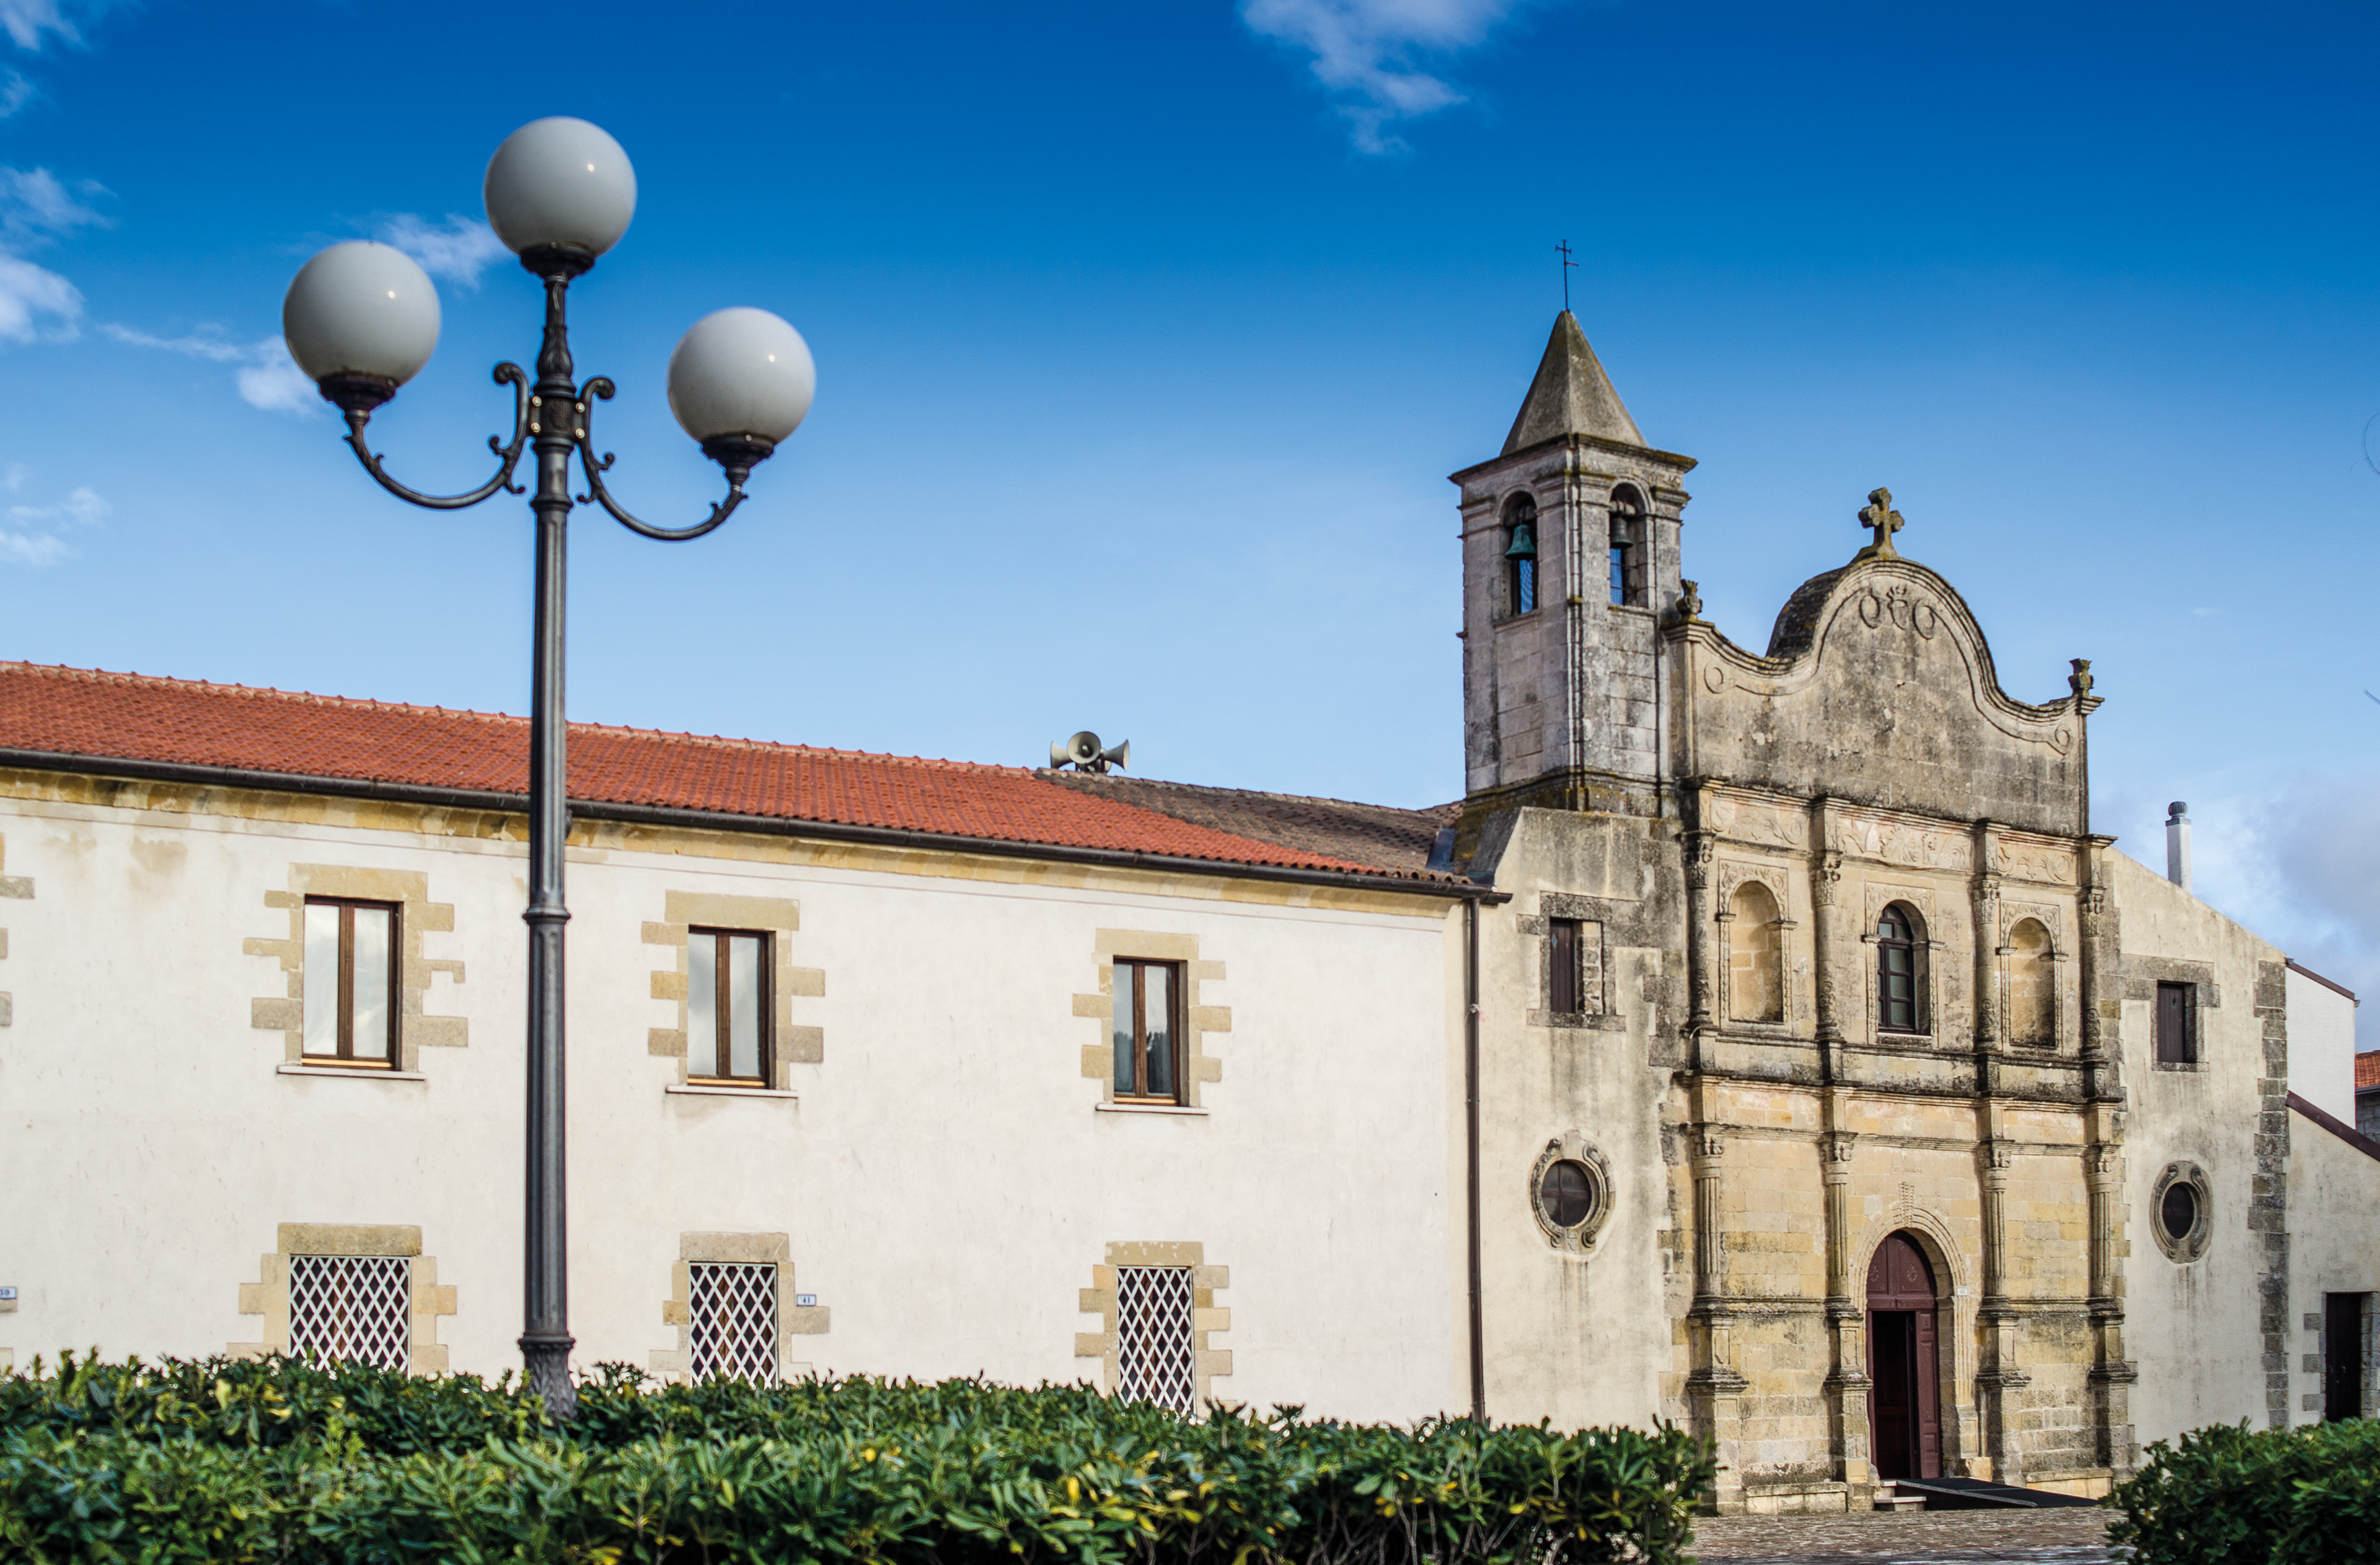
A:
[
  {"left": 2149, "top": 1161, "right": 2211, "bottom": 1262},
  {"left": 1528, "top": 1137, "right": 1613, "bottom": 1254},
  {"left": 1540, "top": 1160, "right": 1597, "bottom": 1228}
]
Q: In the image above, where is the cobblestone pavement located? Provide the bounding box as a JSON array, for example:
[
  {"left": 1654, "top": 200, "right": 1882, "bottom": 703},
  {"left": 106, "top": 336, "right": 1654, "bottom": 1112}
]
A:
[{"left": 1688, "top": 1506, "right": 2120, "bottom": 1564}]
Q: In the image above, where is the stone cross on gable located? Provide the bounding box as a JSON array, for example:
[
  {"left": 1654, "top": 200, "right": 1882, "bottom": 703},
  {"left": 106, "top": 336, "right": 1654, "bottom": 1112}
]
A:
[{"left": 1857, "top": 488, "right": 1904, "bottom": 558}]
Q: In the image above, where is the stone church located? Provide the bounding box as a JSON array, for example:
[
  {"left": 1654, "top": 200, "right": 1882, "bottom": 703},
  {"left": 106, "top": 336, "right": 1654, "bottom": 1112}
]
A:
[{"left": 0, "top": 311, "right": 2371, "bottom": 1514}]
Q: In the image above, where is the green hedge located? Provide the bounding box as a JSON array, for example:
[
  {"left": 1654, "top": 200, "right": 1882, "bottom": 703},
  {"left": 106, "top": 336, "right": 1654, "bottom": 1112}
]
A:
[
  {"left": 2109, "top": 1418, "right": 2380, "bottom": 1565},
  {"left": 0, "top": 1354, "right": 1713, "bottom": 1564}
]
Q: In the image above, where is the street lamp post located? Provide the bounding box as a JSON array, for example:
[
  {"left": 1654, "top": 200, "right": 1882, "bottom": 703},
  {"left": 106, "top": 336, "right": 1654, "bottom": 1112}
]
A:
[{"left": 280, "top": 118, "right": 816, "bottom": 1419}]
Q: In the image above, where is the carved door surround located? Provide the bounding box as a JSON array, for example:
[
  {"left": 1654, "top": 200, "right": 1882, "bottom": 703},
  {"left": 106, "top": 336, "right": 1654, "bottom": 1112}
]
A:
[{"left": 1867, "top": 1232, "right": 1944, "bottom": 1481}]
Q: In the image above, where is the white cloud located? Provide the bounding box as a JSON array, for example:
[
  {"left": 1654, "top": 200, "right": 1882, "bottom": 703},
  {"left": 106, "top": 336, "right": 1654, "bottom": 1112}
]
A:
[
  {"left": 0, "top": 164, "right": 106, "bottom": 246},
  {"left": 377, "top": 212, "right": 508, "bottom": 289},
  {"left": 2184, "top": 770, "right": 2380, "bottom": 1047},
  {"left": 236, "top": 340, "right": 319, "bottom": 413},
  {"left": 0, "top": 465, "right": 103, "bottom": 566},
  {"left": 0, "top": 70, "right": 35, "bottom": 117},
  {"left": 7, "top": 481, "right": 105, "bottom": 525},
  {"left": 0, "top": 247, "right": 78, "bottom": 340},
  {"left": 0, "top": 527, "right": 68, "bottom": 564},
  {"left": 1241, "top": 0, "right": 1535, "bottom": 153},
  {"left": 103, "top": 324, "right": 323, "bottom": 416},
  {"left": 0, "top": 164, "right": 107, "bottom": 343},
  {"left": 0, "top": 0, "right": 79, "bottom": 51}
]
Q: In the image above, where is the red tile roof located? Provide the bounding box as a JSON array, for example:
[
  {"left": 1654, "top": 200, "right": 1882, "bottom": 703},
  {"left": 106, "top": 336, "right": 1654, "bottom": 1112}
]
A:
[
  {"left": 0, "top": 663, "right": 1459, "bottom": 888},
  {"left": 2358, "top": 1052, "right": 2380, "bottom": 1094}
]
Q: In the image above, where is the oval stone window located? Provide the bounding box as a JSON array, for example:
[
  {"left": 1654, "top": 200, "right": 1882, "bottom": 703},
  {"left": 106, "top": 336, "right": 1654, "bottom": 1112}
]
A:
[
  {"left": 2159, "top": 1181, "right": 2198, "bottom": 1246},
  {"left": 1538, "top": 1158, "right": 1598, "bottom": 1229}
]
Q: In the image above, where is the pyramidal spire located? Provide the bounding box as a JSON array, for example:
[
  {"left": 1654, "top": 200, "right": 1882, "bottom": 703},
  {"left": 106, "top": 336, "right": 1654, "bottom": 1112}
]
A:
[{"left": 1501, "top": 311, "right": 1646, "bottom": 456}]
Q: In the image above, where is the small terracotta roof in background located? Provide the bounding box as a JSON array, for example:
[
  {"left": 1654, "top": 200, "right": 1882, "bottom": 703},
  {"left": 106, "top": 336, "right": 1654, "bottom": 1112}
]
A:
[
  {"left": 1044, "top": 770, "right": 1457, "bottom": 876},
  {"left": 0, "top": 662, "right": 1463, "bottom": 887},
  {"left": 2357, "top": 1052, "right": 2380, "bottom": 1093}
]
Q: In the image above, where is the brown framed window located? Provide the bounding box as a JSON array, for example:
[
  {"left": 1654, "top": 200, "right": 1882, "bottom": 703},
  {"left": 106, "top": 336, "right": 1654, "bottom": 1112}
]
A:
[
  {"left": 1876, "top": 902, "right": 1926, "bottom": 1034},
  {"left": 2155, "top": 981, "right": 2195, "bottom": 1064},
  {"left": 1549, "top": 918, "right": 1584, "bottom": 1014},
  {"left": 1112, "top": 958, "right": 1182, "bottom": 1101},
  {"left": 302, "top": 897, "right": 398, "bottom": 1066},
  {"left": 689, "top": 927, "right": 771, "bottom": 1085}
]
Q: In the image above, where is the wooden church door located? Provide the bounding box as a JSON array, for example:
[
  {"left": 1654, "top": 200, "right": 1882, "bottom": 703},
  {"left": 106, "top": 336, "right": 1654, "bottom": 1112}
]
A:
[{"left": 1866, "top": 1232, "right": 1942, "bottom": 1479}]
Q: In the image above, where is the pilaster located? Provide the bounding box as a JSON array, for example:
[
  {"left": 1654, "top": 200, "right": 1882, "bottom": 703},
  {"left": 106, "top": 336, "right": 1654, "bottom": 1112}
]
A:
[
  {"left": 1818, "top": 1123, "right": 1872, "bottom": 1500},
  {"left": 1809, "top": 796, "right": 1845, "bottom": 1079},
  {"left": 1974, "top": 1138, "right": 2029, "bottom": 1484},
  {"left": 1971, "top": 822, "right": 2003, "bottom": 1095},
  {"left": 1685, "top": 1114, "right": 1747, "bottom": 1513},
  {"left": 1683, "top": 804, "right": 1717, "bottom": 1065},
  {"left": 2084, "top": 1111, "right": 2136, "bottom": 1475}
]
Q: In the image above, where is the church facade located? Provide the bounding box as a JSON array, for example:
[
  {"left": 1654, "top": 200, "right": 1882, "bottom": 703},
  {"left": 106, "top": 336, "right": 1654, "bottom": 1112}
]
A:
[
  {"left": 1450, "top": 313, "right": 2373, "bottom": 1509},
  {"left": 0, "top": 312, "right": 2371, "bottom": 1513}
]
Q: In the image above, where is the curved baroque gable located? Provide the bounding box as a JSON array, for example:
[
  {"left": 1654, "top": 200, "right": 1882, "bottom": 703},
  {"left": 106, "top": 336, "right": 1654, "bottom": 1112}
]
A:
[{"left": 1685, "top": 558, "right": 2090, "bottom": 835}]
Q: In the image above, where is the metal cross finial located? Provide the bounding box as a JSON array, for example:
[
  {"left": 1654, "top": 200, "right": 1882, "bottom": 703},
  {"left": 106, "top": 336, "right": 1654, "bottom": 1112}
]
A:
[
  {"left": 1857, "top": 487, "right": 1905, "bottom": 558},
  {"left": 1556, "top": 240, "right": 1577, "bottom": 311}
]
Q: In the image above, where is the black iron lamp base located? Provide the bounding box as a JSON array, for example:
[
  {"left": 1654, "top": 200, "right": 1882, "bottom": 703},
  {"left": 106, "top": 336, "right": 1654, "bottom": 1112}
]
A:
[
  {"left": 700, "top": 433, "right": 777, "bottom": 488},
  {"left": 520, "top": 1333, "right": 578, "bottom": 1420},
  {"left": 316, "top": 372, "right": 398, "bottom": 415}
]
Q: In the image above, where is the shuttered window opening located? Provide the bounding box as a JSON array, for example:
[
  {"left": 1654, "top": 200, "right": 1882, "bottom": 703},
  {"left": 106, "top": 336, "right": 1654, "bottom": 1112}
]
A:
[
  {"left": 287, "top": 1254, "right": 412, "bottom": 1371},
  {"left": 689, "top": 1261, "right": 779, "bottom": 1382},
  {"left": 1115, "top": 1264, "right": 1197, "bottom": 1414}
]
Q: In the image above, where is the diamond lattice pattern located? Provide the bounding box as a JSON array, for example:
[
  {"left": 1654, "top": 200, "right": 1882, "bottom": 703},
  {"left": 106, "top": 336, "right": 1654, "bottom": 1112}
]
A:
[
  {"left": 690, "top": 1261, "right": 780, "bottom": 1382},
  {"left": 287, "top": 1254, "right": 412, "bottom": 1372},
  {"left": 1116, "top": 1264, "right": 1197, "bottom": 1414}
]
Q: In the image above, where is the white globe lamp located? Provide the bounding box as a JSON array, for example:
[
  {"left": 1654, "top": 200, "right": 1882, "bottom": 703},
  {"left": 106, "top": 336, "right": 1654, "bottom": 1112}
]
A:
[
  {"left": 666, "top": 307, "right": 816, "bottom": 478},
  {"left": 281, "top": 240, "right": 442, "bottom": 412},
  {"left": 483, "top": 117, "right": 637, "bottom": 267}
]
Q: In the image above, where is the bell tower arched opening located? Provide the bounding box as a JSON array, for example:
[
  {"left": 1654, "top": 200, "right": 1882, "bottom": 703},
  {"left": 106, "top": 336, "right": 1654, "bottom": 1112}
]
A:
[{"left": 1866, "top": 1230, "right": 1943, "bottom": 1481}]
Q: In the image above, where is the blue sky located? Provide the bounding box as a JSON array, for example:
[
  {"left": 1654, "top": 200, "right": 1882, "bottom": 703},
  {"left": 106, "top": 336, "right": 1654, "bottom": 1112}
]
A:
[{"left": 2, "top": 1, "right": 2377, "bottom": 1031}]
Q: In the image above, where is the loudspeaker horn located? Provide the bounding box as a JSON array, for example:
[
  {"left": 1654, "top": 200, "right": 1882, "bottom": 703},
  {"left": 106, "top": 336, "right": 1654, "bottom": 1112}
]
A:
[{"left": 1048, "top": 730, "right": 1130, "bottom": 774}]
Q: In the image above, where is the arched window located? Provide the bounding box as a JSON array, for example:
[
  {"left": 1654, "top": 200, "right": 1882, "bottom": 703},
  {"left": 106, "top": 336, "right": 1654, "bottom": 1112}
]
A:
[
  {"left": 1608, "top": 485, "right": 1646, "bottom": 607},
  {"left": 1876, "top": 902, "right": 1927, "bottom": 1033},
  {"left": 1502, "top": 494, "right": 1538, "bottom": 615},
  {"left": 1726, "top": 880, "right": 1784, "bottom": 1024},
  {"left": 2007, "top": 918, "right": 2054, "bottom": 1047}
]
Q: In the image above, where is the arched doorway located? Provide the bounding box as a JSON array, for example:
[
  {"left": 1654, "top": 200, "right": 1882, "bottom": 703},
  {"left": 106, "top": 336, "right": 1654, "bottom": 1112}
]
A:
[{"left": 1866, "top": 1232, "right": 1942, "bottom": 1480}]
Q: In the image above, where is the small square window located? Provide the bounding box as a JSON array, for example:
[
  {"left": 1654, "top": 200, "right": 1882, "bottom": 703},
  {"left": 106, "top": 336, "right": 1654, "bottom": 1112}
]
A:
[
  {"left": 1115, "top": 1264, "right": 1197, "bottom": 1414},
  {"left": 287, "top": 1253, "right": 412, "bottom": 1370},
  {"left": 689, "top": 928, "right": 772, "bottom": 1085},
  {"left": 1113, "top": 958, "right": 1183, "bottom": 1103},
  {"left": 2156, "top": 981, "right": 2195, "bottom": 1064},
  {"left": 302, "top": 897, "right": 399, "bottom": 1067},
  {"left": 689, "top": 1261, "right": 779, "bottom": 1382}
]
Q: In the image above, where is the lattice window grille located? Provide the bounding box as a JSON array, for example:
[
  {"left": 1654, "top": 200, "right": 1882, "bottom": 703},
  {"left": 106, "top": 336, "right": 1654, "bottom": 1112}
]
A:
[
  {"left": 1116, "top": 1264, "right": 1197, "bottom": 1415},
  {"left": 286, "top": 1254, "right": 412, "bottom": 1372},
  {"left": 689, "top": 1261, "right": 780, "bottom": 1382}
]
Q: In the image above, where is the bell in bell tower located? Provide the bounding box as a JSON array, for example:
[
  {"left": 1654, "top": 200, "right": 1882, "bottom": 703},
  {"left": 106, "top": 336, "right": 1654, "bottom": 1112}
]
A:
[{"left": 1450, "top": 311, "right": 1696, "bottom": 818}]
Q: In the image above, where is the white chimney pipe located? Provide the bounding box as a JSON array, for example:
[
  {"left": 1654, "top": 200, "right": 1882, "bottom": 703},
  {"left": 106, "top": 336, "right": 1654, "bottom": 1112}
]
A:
[{"left": 2165, "top": 801, "right": 2192, "bottom": 893}]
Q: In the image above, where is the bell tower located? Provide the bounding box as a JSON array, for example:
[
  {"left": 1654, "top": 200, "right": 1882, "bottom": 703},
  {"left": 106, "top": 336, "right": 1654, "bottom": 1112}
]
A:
[{"left": 1450, "top": 311, "right": 1696, "bottom": 818}]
